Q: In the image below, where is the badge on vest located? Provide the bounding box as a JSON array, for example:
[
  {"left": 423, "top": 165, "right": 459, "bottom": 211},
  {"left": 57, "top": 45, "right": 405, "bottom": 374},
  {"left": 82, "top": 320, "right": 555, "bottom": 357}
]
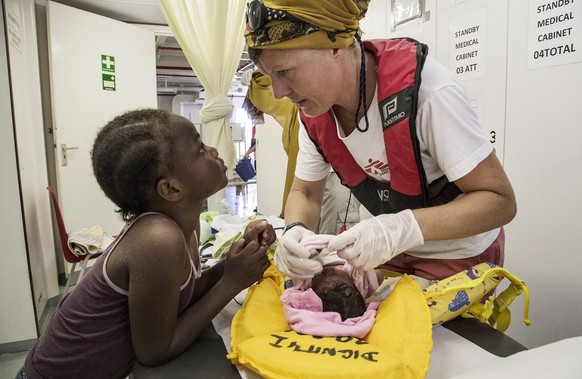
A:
[
  {"left": 379, "top": 88, "right": 414, "bottom": 130},
  {"left": 377, "top": 188, "right": 390, "bottom": 202}
]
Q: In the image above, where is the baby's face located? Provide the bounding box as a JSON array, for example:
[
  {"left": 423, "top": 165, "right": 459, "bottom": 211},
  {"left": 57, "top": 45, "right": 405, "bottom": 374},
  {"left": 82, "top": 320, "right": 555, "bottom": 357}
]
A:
[{"left": 311, "top": 266, "right": 357, "bottom": 294}]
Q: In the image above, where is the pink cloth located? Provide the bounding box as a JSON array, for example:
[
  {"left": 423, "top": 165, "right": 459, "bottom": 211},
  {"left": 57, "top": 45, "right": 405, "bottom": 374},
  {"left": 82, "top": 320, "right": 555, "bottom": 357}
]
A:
[
  {"left": 299, "top": 233, "right": 335, "bottom": 250},
  {"left": 280, "top": 234, "right": 381, "bottom": 338}
]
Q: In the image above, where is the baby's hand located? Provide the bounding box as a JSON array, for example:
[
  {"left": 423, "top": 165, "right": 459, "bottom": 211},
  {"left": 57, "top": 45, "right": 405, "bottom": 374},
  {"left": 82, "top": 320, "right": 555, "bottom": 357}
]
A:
[{"left": 244, "top": 220, "right": 276, "bottom": 247}]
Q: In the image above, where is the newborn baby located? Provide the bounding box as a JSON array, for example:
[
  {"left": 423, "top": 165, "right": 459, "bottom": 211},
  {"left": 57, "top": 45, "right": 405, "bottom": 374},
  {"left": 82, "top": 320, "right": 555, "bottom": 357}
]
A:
[
  {"left": 278, "top": 235, "right": 384, "bottom": 337},
  {"left": 311, "top": 264, "right": 383, "bottom": 320}
]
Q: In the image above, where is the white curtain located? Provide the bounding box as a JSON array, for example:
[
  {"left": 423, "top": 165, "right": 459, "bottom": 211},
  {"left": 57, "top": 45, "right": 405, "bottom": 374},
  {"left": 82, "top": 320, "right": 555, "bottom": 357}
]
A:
[
  {"left": 158, "top": 0, "right": 247, "bottom": 173},
  {"left": 158, "top": 0, "right": 248, "bottom": 212}
]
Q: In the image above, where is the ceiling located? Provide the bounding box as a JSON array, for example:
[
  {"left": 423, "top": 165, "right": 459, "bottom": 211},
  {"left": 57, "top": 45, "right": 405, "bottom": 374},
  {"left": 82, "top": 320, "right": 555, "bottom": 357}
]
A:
[{"left": 51, "top": 0, "right": 253, "bottom": 96}]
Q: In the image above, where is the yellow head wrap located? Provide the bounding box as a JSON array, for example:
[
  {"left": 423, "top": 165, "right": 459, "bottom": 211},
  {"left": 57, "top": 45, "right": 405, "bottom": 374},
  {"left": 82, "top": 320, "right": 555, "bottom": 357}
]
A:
[{"left": 245, "top": 0, "right": 370, "bottom": 50}]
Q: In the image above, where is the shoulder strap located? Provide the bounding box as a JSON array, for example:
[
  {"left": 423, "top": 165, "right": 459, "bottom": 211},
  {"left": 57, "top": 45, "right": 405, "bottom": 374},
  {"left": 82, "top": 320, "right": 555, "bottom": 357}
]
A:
[{"left": 462, "top": 268, "right": 531, "bottom": 332}]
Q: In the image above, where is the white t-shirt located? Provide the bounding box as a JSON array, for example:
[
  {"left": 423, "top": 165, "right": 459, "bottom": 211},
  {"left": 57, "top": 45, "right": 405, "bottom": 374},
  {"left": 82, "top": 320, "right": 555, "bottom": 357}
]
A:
[{"left": 295, "top": 57, "right": 499, "bottom": 259}]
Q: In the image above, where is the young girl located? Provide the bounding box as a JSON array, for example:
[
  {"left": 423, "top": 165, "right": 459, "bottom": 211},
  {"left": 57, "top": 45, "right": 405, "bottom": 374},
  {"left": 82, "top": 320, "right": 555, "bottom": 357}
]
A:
[{"left": 19, "top": 109, "right": 274, "bottom": 379}]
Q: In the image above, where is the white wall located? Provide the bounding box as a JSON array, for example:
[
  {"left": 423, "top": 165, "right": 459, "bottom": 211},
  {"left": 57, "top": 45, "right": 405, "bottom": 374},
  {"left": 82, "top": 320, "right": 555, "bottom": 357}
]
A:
[
  {"left": 157, "top": 95, "right": 173, "bottom": 111},
  {"left": 360, "top": 0, "right": 389, "bottom": 39},
  {"left": 172, "top": 94, "right": 197, "bottom": 115},
  {"left": 256, "top": 115, "right": 287, "bottom": 217},
  {"left": 503, "top": 0, "right": 582, "bottom": 348},
  {"left": 435, "top": 1, "right": 509, "bottom": 163},
  {"left": 374, "top": 0, "right": 437, "bottom": 49}
]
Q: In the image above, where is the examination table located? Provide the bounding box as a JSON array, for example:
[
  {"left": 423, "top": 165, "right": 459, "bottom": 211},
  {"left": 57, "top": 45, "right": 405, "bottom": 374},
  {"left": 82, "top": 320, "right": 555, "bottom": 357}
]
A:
[
  {"left": 133, "top": 214, "right": 581, "bottom": 378},
  {"left": 132, "top": 298, "right": 537, "bottom": 379}
]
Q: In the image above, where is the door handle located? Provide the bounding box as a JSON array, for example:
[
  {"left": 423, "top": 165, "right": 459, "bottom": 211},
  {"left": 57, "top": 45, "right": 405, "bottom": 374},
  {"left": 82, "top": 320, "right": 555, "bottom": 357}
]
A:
[{"left": 61, "top": 143, "right": 79, "bottom": 167}]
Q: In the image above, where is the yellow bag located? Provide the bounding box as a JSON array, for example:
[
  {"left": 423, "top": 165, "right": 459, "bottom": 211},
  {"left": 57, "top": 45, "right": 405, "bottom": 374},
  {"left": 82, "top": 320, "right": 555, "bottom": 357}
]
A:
[
  {"left": 228, "top": 265, "right": 432, "bottom": 379},
  {"left": 422, "top": 262, "right": 531, "bottom": 332}
]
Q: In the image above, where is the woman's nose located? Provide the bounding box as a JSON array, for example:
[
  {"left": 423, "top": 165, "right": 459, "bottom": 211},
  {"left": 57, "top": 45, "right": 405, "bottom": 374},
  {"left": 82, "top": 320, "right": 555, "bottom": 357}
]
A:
[
  {"left": 209, "top": 146, "right": 219, "bottom": 158},
  {"left": 270, "top": 78, "right": 290, "bottom": 100}
]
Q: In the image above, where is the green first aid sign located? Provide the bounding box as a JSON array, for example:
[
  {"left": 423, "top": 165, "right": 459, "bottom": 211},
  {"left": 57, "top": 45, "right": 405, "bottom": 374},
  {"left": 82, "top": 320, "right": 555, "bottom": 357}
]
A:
[
  {"left": 101, "top": 54, "right": 116, "bottom": 91},
  {"left": 102, "top": 74, "right": 116, "bottom": 91},
  {"left": 101, "top": 54, "right": 115, "bottom": 72}
]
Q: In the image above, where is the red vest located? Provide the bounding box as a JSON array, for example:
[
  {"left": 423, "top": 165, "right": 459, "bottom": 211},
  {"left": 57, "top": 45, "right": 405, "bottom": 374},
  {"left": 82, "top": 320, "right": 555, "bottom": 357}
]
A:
[{"left": 301, "top": 38, "right": 460, "bottom": 215}]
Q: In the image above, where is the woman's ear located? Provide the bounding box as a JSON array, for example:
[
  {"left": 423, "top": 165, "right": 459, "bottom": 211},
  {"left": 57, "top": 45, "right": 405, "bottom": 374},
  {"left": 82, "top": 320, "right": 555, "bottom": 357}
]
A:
[{"left": 156, "top": 178, "right": 182, "bottom": 202}]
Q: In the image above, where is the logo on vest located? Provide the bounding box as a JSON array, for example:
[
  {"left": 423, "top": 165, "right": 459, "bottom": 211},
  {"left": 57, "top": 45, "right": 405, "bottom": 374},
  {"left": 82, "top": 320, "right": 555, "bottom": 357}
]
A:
[
  {"left": 377, "top": 189, "right": 389, "bottom": 202},
  {"left": 385, "top": 97, "right": 398, "bottom": 115},
  {"left": 364, "top": 159, "right": 389, "bottom": 177},
  {"left": 380, "top": 89, "right": 412, "bottom": 130}
]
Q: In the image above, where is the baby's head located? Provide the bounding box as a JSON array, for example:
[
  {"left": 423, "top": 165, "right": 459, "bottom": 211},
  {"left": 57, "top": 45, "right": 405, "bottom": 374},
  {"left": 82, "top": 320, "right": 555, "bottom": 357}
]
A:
[
  {"left": 91, "top": 109, "right": 178, "bottom": 220},
  {"left": 311, "top": 265, "right": 366, "bottom": 321}
]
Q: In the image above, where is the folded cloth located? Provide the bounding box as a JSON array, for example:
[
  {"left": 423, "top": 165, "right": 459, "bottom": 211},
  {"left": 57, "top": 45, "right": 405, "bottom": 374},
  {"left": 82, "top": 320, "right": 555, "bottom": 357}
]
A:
[
  {"left": 210, "top": 214, "right": 247, "bottom": 259},
  {"left": 67, "top": 225, "right": 114, "bottom": 257},
  {"left": 209, "top": 214, "right": 281, "bottom": 259},
  {"left": 199, "top": 211, "right": 220, "bottom": 245},
  {"left": 300, "top": 233, "right": 335, "bottom": 251},
  {"left": 210, "top": 214, "right": 245, "bottom": 234},
  {"left": 212, "top": 231, "right": 243, "bottom": 259},
  {"left": 200, "top": 211, "right": 220, "bottom": 225},
  {"left": 295, "top": 233, "right": 345, "bottom": 266}
]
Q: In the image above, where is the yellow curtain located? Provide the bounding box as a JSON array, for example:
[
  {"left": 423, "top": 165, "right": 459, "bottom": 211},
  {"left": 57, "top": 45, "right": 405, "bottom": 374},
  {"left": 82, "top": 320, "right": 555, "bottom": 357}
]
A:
[{"left": 157, "top": 0, "right": 247, "bottom": 174}]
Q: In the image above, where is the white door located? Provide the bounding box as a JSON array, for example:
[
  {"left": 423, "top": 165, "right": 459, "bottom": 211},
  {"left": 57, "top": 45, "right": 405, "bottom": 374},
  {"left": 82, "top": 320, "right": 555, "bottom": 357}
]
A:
[{"left": 47, "top": 1, "right": 157, "bottom": 235}]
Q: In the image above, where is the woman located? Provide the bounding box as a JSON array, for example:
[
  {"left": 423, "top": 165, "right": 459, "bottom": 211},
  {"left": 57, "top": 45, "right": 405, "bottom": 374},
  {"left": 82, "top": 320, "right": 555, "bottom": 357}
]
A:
[{"left": 245, "top": 0, "right": 516, "bottom": 281}]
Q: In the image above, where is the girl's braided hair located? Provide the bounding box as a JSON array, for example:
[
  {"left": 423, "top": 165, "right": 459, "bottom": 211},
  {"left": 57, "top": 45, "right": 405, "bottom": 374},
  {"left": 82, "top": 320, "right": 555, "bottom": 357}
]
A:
[{"left": 91, "top": 108, "right": 177, "bottom": 221}]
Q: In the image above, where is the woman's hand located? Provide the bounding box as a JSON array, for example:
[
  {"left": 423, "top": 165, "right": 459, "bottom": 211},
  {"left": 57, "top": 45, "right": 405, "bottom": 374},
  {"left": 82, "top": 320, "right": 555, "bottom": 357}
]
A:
[
  {"left": 327, "top": 209, "right": 424, "bottom": 270},
  {"left": 274, "top": 226, "right": 323, "bottom": 279}
]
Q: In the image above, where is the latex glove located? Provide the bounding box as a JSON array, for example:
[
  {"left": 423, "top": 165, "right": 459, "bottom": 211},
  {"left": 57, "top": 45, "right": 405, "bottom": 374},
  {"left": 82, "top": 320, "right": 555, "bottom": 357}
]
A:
[
  {"left": 327, "top": 209, "right": 424, "bottom": 271},
  {"left": 274, "top": 226, "right": 323, "bottom": 280}
]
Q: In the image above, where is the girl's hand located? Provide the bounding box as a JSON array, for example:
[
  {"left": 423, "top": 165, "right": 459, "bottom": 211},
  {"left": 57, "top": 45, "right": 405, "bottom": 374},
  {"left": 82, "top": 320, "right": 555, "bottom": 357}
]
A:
[
  {"left": 223, "top": 239, "right": 269, "bottom": 290},
  {"left": 244, "top": 219, "right": 276, "bottom": 247}
]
